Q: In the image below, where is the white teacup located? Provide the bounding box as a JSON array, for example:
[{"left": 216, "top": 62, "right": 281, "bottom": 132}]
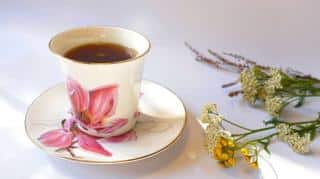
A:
[{"left": 49, "top": 26, "right": 150, "bottom": 137}]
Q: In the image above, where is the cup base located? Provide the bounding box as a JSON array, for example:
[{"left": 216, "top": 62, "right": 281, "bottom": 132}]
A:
[{"left": 76, "top": 118, "right": 137, "bottom": 138}]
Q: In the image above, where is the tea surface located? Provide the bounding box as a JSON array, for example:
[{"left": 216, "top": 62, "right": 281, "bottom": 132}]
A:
[{"left": 64, "top": 43, "right": 136, "bottom": 63}]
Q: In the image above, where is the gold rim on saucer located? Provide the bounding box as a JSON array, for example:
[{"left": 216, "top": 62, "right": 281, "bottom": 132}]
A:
[{"left": 25, "top": 80, "right": 187, "bottom": 164}]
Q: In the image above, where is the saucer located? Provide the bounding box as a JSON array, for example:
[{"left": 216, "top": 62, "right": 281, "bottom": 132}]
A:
[{"left": 25, "top": 80, "right": 187, "bottom": 164}]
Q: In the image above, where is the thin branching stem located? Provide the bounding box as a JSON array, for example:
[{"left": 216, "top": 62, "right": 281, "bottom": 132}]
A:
[
  {"left": 222, "top": 80, "right": 239, "bottom": 88},
  {"left": 186, "top": 42, "right": 319, "bottom": 80},
  {"left": 228, "top": 90, "right": 243, "bottom": 97},
  {"left": 222, "top": 118, "right": 253, "bottom": 131},
  {"left": 237, "top": 133, "right": 278, "bottom": 149}
]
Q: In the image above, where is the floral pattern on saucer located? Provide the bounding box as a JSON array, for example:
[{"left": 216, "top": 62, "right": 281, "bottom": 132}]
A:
[
  {"left": 38, "top": 117, "right": 137, "bottom": 157},
  {"left": 25, "top": 80, "right": 186, "bottom": 164}
]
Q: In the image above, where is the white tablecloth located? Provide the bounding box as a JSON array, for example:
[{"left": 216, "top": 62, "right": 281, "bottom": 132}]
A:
[{"left": 1, "top": 0, "right": 320, "bottom": 178}]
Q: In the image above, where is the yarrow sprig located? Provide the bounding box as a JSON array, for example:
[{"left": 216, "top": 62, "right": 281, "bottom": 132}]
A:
[
  {"left": 186, "top": 43, "right": 320, "bottom": 117},
  {"left": 200, "top": 104, "right": 320, "bottom": 168},
  {"left": 238, "top": 67, "right": 320, "bottom": 116}
]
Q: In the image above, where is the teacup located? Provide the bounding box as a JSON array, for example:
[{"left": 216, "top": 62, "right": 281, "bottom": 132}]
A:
[{"left": 49, "top": 26, "right": 150, "bottom": 137}]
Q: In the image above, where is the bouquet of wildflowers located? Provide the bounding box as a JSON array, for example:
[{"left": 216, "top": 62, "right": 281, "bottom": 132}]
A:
[
  {"left": 186, "top": 43, "right": 320, "bottom": 168},
  {"left": 186, "top": 42, "right": 320, "bottom": 117},
  {"left": 200, "top": 104, "right": 320, "bottom": 168}
]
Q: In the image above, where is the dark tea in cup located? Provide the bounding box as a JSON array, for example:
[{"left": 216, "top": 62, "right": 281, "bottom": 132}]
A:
[{"left": 64, "top": 43, "right": 137, "bottom": 63}]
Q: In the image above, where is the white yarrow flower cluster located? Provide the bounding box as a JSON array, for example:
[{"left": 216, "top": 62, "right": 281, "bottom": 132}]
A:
[
  {"left": 200, "top": 103, "right": 223, "bottom": 125},
  {"left": 200, "top": 103, "right": 232, "bottom": 153},
  {"left": 205, "top": 125, "right": 231, "bottom": 152},
  {"left": 204, "top": 122, "right": 220, "bottom": 151},
  {"left": 286, "top": 133, "right": 311, "bottom": 154},
  {"left": 240, "top": 69, "right": 260, "bottom": 104},
  {"left": 264, "top": 69, "right": 283, "bottom": 95},
  {"left": 200, "top": 113, "right": 212, "bottom": 124},
  {"left": 265, "top": 96, "right": 284, "bottom": 116},
  {"left": 202, "top": 103, "right": 217, "bottom": 114},
  {"left": 276, "top": 124, "right": 311, "bottom": 154},
  {"left": 276, "top": 123, "right": 292, "bottom": 140}
]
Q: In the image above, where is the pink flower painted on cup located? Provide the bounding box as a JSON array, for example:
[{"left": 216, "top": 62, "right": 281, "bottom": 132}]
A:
[
  {"left": 98, "top": 118, "right": 128, "bottom": 134},
  {"left": 38, "top": 79, "right": 139, "bottom": 157},
  {"left": 66, "top": 78, "right": 119, "bottom": 128}
]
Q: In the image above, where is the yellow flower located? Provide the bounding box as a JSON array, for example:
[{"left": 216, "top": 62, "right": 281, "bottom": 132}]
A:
[
  {"left": 240, "top": 145, "right": 259, "bottom": 169},
  {"left": 222, "top": 158, "right": 236, "bottom": 168},
  {"left": 248, "top": 161, "right": 258, "bottom": 168},
  {"left": 212, "top": 135, "right": 237, "bottom": 168}
]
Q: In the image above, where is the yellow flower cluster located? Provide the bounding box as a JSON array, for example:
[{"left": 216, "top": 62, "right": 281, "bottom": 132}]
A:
[
  {"left": 200, "top": 104, "right": 260, "bottom": 169},
  {"left": 212, "top": 136, "right": 236, "bottom": 167},
  {"left": 240, "top": 146, "right": 258, "bottom": 168},
  {"left": 200, "top": 104, "right": 237, "bottom": 168}
]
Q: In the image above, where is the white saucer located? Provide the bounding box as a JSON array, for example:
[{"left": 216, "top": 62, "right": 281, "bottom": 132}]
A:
[{"left": 25, "top": 80, "right": 187, "bottom": 164}]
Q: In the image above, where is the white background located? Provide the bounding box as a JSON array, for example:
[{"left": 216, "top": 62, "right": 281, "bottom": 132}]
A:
[{"left": 1, "top": 0, "right": 320, "bottom": 178}]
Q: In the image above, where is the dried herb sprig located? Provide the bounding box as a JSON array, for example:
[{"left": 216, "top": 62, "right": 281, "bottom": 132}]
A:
[
  {"left": 185, "top": 42, "right": 270, "bottom": 73},
  {"left": 186, "top": 43, "right": 320, "bottom": 116},
  {"left": 185, "top": 42, "right": 316, "bottom": 78}
]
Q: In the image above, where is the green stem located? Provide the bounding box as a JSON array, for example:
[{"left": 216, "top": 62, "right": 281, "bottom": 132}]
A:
[
  {"left": 210, "top": 111, "right": 253, "bottom": 131},
  {"left": 294, "top": 124, "right": 320, "bottom": 133},
  {"left": 233, "top": 126, "right": 274, "bottom": 141},
  {"left": 237, "top": 133, "right": 278, "bottom": 149},
  {"left": 283, "top": 97, "right": 300, "bottom": 107},
  {"left": 222, "top": 118, "right": 253, "bottom": 131},
  {"left": 280, "top": 119, "right": 320, "bottom": 125},
  {"left": 296, "top": 94, "right": 320, "bottom": 97},
  {"left": 282, "top": 94, "right": 320, "bottom": 109},
  {"left": 278, "top": 87, "right": 320, "bottom": 98}
]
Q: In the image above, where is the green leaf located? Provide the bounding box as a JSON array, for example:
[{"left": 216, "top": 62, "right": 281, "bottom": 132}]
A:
[
  {"left": 264, "top": 145, "right": 271, "bottom": 154},
  {"left": 260, "top": 139, "right": 271, "bottom": 154},
  {"left": 264, "top": 117, "right": 280, "bottom": 126},
  {"left": 294, "top": 96, "right": 305, "bottom": 108},
  {"left": 259, "top": 141, "right": 267, "bottom": 145},
  {"left": 310, "top": 128, "right": 317, "bottom": 141}
]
